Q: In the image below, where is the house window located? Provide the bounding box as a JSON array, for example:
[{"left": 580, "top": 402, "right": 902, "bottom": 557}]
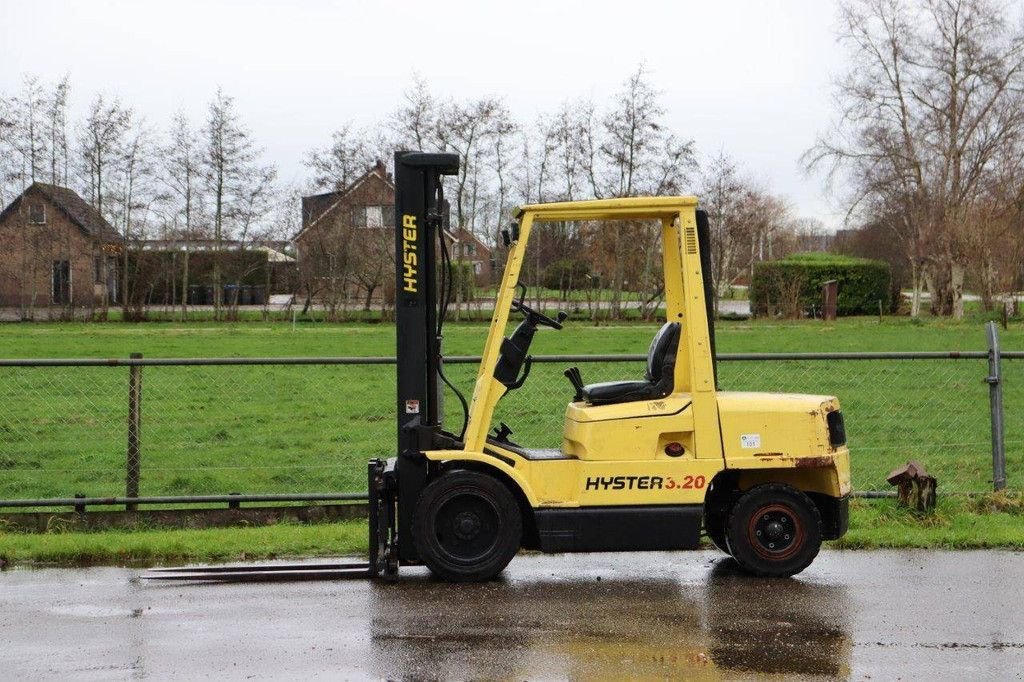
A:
[
  {"left": 473, "top": 262, "right": 482, "bottom": 274},
  {"left": 465, "top": 243, "right": 475, "bottom": 256},
  {"left": 365, "top": 206, "right": 384, "bottom": 228},
  {"left": 52, "top": 260, "right": 71, "bottom": 304},
  {"left": 351, "top": 205, "right": 393, "bottom": 229},
  {"left": 351, "top": 206, "right": 366, "bottom": 228},
  {"left": 28, "top": 204, "right": 46, "bottom": 225},
  {"left": 94, "top": 256, "right": 102, "bottom": 284}
]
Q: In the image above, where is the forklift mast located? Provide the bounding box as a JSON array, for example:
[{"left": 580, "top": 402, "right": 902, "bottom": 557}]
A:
[{"left": 392, "top": 150, "right": 460, "bottom": 563}]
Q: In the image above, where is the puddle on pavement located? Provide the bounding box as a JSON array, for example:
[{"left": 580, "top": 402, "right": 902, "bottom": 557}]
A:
[{"left": 366, "top": 557, "right": 851, "bottom": 679}]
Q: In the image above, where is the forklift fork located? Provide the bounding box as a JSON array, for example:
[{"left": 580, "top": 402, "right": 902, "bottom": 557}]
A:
[
  {"left": 143, "top": 461, "right": 398, "bottom": 584},
  {"left": 368, "top": 458, "right": 399, "bottom": 579}
]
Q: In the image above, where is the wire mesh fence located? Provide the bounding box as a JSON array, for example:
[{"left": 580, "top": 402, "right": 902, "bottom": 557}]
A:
[
  {"left": 0, "top": 350, "right": 1015, "bottom": 508},
  {"left": 473, "top": 355, "right": 1007, "bottom": 493},
  {"left": 1002, "top": 356, "right": 1023, "bottom": 489}
]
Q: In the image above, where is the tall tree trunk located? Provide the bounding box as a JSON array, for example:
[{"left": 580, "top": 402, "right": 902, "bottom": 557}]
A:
[
  {"left": 950, "top": 262, "right": 965, "bottom": 320},
  {"left": 910, "top": 260, "right": 923, "bottom": 318},
  {"left": 610, "top": 230, "right": 624, "bottom": 319},
  {"left": 980, "top": 253, "right": 995, "bottom": 312},
  {"left": 181, "top": 249, "right": 190, "bottom": 321},
  {"left": 214, "top": 184, "right": 222, "bottom": 321}
]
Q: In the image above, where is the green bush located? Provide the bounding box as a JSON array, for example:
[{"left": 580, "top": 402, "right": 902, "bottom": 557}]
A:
[
  {"left": 542, "top": 259, "right": 591, "bottom": 291},
  {"left": 750, "top": 252, "right": 892, "bottom": 318},
  {"left": 450, "top": 261, "right": 475, "bottom": 301}
]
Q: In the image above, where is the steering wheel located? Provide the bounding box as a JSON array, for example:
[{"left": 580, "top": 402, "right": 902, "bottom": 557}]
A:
[{"left": 510, "top": 283, "right": 567, "bottom": 329}]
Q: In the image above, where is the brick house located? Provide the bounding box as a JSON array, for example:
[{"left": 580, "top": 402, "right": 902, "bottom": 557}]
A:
[
  {"left": 448, "top": 226, "right": 494, "bottom": 286},
  {"left": 293, "top": 162, "right": 494, "bottom": 309},
  {"left": 0, "top": 183, "right": 122, "bottom": 311},
  {"left": 293, "top": 161, "right": 397, "bottom": 310}
]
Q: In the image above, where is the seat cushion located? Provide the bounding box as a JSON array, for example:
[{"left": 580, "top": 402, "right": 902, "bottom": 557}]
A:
[{"left": 582, "top": 380, "right": 665, "bottom": 406}]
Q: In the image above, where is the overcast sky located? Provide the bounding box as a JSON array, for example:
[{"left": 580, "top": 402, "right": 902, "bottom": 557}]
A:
[{"left": 1, "top": 0, "right": 847, "bottom": 228}]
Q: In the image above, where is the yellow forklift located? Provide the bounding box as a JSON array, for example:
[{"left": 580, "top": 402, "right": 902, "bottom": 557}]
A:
[{"left": 149, "top": 152, "right": 850, "bottom": 584}]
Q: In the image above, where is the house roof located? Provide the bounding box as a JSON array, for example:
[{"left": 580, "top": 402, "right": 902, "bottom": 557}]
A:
[
  {"left": 448, "top": 227, "right": 492, "bottom": 256},
  {"left": 293, "top": 161, "right": 394, "bottom": 241},
  {"left": 0, "top": 182, "right": 122, "bottom": 242}
]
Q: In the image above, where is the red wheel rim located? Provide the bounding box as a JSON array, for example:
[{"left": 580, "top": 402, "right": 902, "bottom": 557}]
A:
[{"left": 747, "top": 503, "right": 805, "bottom": 561}]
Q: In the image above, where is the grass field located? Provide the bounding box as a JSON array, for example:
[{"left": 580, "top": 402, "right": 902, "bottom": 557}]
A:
[
  {"left": 0, "top": 315, "right": 1018, "bottom": 501},
  {"left": 3, "top": 494, "right": 1023, "bottom": 566},
  {"left": 0, "top": 315, "right": 1021, "bottom": 563},
  {"left": 0, "top": 313, "right": 1019, "bottom": 357}
]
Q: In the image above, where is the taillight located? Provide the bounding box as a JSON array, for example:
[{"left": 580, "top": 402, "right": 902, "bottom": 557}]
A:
[{"left": 827, "top": 410, "right": 846, "bottom": 448}]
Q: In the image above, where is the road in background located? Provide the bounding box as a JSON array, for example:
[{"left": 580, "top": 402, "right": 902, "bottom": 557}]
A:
[{"left": 2, "top": 550, "right": 1021, "bottom": 680}]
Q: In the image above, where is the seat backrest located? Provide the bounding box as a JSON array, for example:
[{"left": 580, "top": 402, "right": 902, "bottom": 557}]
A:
[{"left": 645, "top": 322, "right": 681, "bottom": 384}]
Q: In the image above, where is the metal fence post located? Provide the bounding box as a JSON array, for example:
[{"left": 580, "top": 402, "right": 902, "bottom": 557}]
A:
[
  {"left": 126, "top": 352, "right": 143, "bottom": 510},
  {"left": 986, "top": 322, "right": 1007, "bottom": 491}
]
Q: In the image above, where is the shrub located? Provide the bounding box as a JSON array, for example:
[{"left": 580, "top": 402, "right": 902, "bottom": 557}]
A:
[
  {"left": 750, "top": 252, "right": 892, "bottom": 318},
  {"left": 450, "top": 261, "right": 475, "bottom": 301},
  {"left": 542, "top": 259, "right": 591, "bottom": 291}
]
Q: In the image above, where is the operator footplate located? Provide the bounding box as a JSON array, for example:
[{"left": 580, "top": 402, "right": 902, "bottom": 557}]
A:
[{"left": 143, "top": 561, "right": 372, "bottom": 583}]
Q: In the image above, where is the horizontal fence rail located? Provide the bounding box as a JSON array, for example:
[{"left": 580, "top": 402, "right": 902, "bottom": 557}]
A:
[
  {"left": 0, "top": 347, "right": 1017, "bottom": 512},
  {"left": 0, "top": 351, "right": 1021, "bottom": 366},
  {"left": 0, "top": 493, "right": 369, "bottom": 508}
]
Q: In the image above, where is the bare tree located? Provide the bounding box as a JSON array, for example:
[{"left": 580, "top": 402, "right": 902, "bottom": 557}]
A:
[
  {"left": 597, "top": 65, "right": 696, "bottom": 318},
  {"left": 79, "top": 94, "right": 132, "bottom": 315},
  {"left": 807, "top": 0, "right": 1024, "bottom": 318},
  {"left": 306, "top": 124, "right": 383, "bottom": 192},
  {"left": 700, "top": 152, "right": 746, "bottom": 317},
  {"left": 203, "top": 88, "right": 258, "bottom": 320},
  {"left": 390, "top": 73, "right": 435, "bottom": 152},
  {"left": 0, "top": 93, "right": 17, "bottom": 206},
  {"left": 10, "top": 75, "right": 48, "bottom": 187},
  {"left": 46, "top": 76, "right": 71, "bottom": 186},
  {"left": 225, "top": 163, "right": 277, "bottom": 316},
  {"left": 165, "top": 111, "right": 203, "bottom": 319},
  {"left": 79, "top": 95, "right": 132, "bottom": 219},
  {"left": 110, "top": 121, "right": 161, "bottom": 319}
]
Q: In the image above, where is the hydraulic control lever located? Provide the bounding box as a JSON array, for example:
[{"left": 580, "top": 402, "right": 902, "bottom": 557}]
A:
[
  {"left": 564, "top": 367, "right": 585, "bottom": 402},
  {"left": 493, "top": 422, "right": 514, "bottom": 442}
]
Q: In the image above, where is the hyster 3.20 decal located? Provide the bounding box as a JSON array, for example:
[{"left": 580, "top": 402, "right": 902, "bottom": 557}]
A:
[{"left": 583, "top": 475, "right": 706, "bottom": 491}]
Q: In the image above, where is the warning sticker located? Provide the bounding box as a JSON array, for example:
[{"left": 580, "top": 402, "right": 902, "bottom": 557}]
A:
[
  {"left": 405, "top": 399, "right": 420, "bottom": 414},
  {"left": 740, "top": 434, "right": 761, "bottom": 449}
]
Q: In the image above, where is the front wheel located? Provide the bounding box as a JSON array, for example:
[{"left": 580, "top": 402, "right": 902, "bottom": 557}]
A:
[
  {"left": 412, "top": 470, "right": 522, "bottom": 582},
  {"left": 725, "top": 484, "right": 822, "bottom": 578}
]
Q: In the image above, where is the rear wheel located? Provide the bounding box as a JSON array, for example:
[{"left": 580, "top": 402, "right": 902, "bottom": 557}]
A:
[
  {"left": 703, "top": 479, "right": 734, "bottom": 555},
  {"left": 704, "top": 511, "right": 729, "bottom": 554},
  {"left": 725, "top": 484, "right": 822, "bottom": 578},
  {"left": 412, "top": 470, "right": 522, "bottom": 582}
]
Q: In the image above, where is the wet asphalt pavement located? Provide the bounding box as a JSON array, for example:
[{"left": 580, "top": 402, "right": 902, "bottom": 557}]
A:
[{"left": 1, "top": 550, "right": 1022, "bottom": 680}]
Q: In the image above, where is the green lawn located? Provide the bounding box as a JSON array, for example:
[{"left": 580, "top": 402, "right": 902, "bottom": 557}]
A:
[
  {"left": 3, "top": 494, "right": 1022, "bottom": 566},
  {"left": 0, "top": 316, "right": 1019, "bottom": 501},
  {"left": 0, "top": 519, "right": 367, "bottom": 566},
  {"left": 0, "top": 313, "right": 1019, "bottom": 357}
]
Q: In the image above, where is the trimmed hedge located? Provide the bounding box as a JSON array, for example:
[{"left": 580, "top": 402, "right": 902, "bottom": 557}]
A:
[{"left": 750, "top": 252, "right": 892, "bottom": 317}]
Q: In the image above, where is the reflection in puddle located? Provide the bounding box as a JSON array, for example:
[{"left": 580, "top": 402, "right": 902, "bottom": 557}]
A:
[
  {"left": 704, "top": 558, "right": 851, "bottom": 678},
  {"left": 369, "top": 558, "right": 850, "bottom": 679}
]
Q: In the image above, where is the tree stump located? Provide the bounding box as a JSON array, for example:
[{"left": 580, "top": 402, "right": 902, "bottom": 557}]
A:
[
  {"left": 821, "top": 280, "right": 838, "bottom": 321},
  {"left": 886, "top": 461, "right": 937, "bottom": 512}
]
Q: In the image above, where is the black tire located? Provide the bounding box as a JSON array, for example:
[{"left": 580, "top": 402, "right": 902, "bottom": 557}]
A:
[
  {"left": 704, "top": 510, "right": 730, "bottom": 554},
  {"left": 703, "top": 479, "right": 733, "bottom": 555},
  {"left": 725, "top": 483, "right": 822, "bottom": 578},
  {"left": 412, "top": 470, "right": 522, "bottom": 582}
]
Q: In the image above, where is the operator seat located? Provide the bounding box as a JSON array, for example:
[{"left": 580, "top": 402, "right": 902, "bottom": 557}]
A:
[{"left": 581, "top": 322, "right": 681, "bottom": 406}]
